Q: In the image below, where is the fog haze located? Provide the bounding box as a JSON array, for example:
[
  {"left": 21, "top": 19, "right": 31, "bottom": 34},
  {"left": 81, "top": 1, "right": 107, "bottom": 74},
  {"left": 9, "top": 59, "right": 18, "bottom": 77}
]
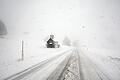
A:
[{"left": 0, "top": 0, "right": 120, "bottom": 49}]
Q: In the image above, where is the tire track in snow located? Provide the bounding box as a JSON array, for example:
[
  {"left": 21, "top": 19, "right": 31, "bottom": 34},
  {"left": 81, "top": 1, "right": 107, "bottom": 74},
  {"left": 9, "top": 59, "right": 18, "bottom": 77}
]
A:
[
  {"left": 79, "top": 50, "right": 111, "bottom": 80},
  {"left": 47, "top": 49, "right": 83, "bottom": 80}
]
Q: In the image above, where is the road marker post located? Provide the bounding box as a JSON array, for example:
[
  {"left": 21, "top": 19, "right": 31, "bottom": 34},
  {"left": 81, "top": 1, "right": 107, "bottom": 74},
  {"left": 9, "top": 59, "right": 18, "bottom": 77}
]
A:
[{"left": 21, "top": 40, "right": 24, "bottom": 60}]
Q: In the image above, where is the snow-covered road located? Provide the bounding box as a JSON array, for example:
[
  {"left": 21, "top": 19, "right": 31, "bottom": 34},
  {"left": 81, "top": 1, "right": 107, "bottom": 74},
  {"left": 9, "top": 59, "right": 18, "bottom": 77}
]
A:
[
  {"left": 4, "top": 48, "right": 82, "bottom": 80},
  {"left": 1, "top": 47, "right": 120, "bottom": 80},
  {"left": 79, "top": 50, "right": 110, "bottom": 80},
  {"left": 47, "top": 48, "right": 120, "bottom": 80},
  {"left": 47, "top": 49, "right": 81, "bottom": 80},
  {"left": 79, "top": 48, "right": 120, "bottom": 80},
  {"left": 3, "top": 48, "right": 73, "bottom": 80}
]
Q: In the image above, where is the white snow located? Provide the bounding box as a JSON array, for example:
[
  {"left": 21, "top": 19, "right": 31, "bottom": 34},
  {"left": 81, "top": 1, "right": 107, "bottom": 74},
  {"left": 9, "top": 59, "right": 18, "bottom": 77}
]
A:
[
  {"left": 79, "top": 47, "right": 120, "bottom": 80},
  {"left": 0, "top": 0, "right": 120, "bottom": 80},
  {"left": 0, "top": 38, "right": 72, "bottom": 80}
]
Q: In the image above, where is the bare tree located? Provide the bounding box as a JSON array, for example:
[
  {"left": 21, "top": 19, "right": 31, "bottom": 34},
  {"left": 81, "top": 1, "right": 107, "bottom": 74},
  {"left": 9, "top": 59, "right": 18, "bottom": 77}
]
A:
[{"left": 72, "top": 40, "right": 80, "bottom": 47}]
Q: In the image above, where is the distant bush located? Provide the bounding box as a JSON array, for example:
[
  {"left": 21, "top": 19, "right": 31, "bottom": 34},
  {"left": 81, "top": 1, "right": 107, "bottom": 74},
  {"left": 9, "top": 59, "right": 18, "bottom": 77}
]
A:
[
  {"left": 0, "top": 20, "right": 7, "bottom": 35},
  {"left": 63, "top": 36, "right": 71, "bottom": 46}
]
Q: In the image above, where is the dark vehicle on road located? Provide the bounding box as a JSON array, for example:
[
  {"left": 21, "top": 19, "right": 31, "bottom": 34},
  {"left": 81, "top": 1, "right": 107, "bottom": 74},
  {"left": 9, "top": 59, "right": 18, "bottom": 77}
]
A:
[
  {"left": 47, "top": 37, "right": 55, "bottom": 48},
  {"left": 46, "top": 35, "right": 60, "bottom": 48}
]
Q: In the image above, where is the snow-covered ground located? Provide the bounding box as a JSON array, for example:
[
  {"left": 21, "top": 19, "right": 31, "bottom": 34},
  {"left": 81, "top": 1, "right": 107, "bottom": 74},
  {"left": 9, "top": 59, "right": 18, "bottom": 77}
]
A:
[
  {"left": 0, "top": 38, "right": 72, "bottom": 80},
  {"left": 1, "top": 37, "right": 120, "bottom": 80},
  {"left": 79, "top": 47, "right": 120, "bottom": 80}
]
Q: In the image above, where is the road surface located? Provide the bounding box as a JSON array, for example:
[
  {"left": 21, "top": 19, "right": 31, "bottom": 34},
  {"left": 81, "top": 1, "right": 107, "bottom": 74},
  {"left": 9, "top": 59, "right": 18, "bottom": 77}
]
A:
[{"left": 4, "top": 48, "right": 120, "bottom": 80}]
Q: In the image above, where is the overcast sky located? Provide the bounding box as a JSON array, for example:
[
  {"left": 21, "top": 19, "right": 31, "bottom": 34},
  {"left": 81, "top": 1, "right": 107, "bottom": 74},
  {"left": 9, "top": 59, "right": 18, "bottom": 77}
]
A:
[{"left": 0, "top": 0, "right": 120, "bottom": 49}]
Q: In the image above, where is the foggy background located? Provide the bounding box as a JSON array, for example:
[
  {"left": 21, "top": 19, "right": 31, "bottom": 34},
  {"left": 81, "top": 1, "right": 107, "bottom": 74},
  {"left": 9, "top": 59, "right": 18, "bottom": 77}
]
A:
[{"left": 0, "top": 0, "right": 120, "bottom": 50}]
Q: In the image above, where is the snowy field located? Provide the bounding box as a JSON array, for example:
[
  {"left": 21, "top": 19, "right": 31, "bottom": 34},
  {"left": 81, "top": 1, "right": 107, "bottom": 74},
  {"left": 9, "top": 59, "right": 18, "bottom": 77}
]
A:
[{"left": 0, "top": 38, "right": 72, "bottom": 80}]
